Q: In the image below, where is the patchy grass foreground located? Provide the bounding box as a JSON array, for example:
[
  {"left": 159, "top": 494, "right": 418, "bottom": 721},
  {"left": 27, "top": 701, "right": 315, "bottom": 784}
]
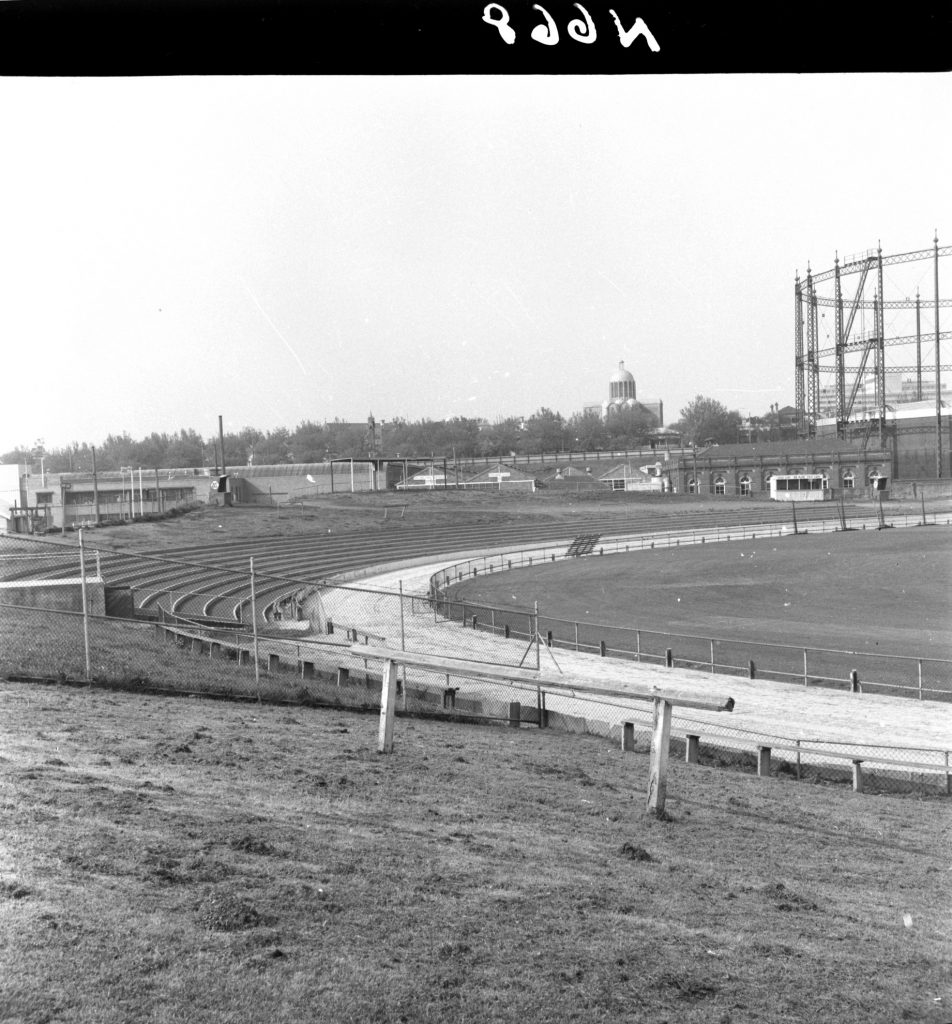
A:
[{"left": 0, "top": 681, "right": 949, "bottom": 1024}]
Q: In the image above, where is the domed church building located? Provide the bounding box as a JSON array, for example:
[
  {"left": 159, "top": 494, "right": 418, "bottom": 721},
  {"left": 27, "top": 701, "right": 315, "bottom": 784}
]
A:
[{"left": 589, "top": 360, "right": 664, "bottom": 425}]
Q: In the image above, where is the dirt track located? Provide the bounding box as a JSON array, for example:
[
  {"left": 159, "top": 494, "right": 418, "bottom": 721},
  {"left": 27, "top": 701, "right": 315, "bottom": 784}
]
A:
[{"left": 337, "top": 560, "right": 952, "bottom": 756}]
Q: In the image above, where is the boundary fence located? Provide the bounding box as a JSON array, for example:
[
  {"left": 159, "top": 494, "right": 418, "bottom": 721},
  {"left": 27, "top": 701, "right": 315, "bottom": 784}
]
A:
[{"left": 429, "top": 512, "right": 952, "bottom": 702}]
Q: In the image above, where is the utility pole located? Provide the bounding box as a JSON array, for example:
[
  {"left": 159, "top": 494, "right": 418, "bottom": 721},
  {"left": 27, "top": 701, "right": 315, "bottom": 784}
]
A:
[
  {"left": 935, "top": 233, "right": 943, "bottom": 478},
  {"left": 91, "top": 445, "right": 101, "bottom": 526}
]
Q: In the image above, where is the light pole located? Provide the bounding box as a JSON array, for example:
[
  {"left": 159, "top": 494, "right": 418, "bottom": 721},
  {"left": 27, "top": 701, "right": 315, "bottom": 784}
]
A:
[{"left": 121, "top": 466, "right": 134, "bottom": 519}]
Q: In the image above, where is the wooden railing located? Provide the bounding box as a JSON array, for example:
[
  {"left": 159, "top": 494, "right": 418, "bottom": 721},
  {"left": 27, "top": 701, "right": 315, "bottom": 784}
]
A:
[{"left": 349, "top": 643, "right": 734, "bottom": 816}]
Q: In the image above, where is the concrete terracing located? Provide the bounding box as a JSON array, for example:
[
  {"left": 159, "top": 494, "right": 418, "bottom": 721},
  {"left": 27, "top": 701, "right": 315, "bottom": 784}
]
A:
[{"left": 0, "top": 576, "right": 105, "bottom": 616}]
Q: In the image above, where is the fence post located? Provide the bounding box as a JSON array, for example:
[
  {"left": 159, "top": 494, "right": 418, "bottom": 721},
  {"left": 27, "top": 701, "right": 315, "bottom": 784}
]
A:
[
  {"left": 748, "top": 659, "right": 756, "bottom": 679},
  {"left": 850, "top": 669, "right": 861, "bottom": 694},
  {"left": 621, "top": 722, "right": 636, "bottom": 752},
  {"left": 250, "top": 557, "right": 261, "bottom": 701},
  {"left": 78, "top": 529, "right": 92, "bottom": 683},
  {"left": 803, "top": 649, "right": 808, "bottom": 686},
  {"left": 378, "top": 658, "right": 398, "bottom": 754},
  {"left": 535, "top": 602, "right": 540, "bottom": 670},
  {"left": 399, "top": 580, "right": 406, "bottom": 651},
  {"left": 574, "top": 622, "right": 579, "bottom": 651},
  {"left": 795, "top": 738, "right": 801, "bottom": 779},
  {"left": 665, "top": 648, "right": 673, "bottom": 668},
  {"left": 918, "top": 659, "right": 923, "bottom": 700},
  {"left": 636, "top": 629, "right": 641, "bottom": 662},
  {"left": 710, "top": 639, "right": 715, "bottom": 673},
  {"left": 646, "top": 698, "right": 673, "bottom": 817}
]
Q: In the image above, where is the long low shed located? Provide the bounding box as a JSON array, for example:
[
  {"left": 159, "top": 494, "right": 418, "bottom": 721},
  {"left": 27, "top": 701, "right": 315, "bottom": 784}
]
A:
[{"left": 348, "top": 643, "right": 735, "bottom": 816}]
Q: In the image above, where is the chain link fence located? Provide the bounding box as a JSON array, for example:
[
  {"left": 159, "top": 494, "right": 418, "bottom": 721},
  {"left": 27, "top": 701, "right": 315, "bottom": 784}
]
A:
[
  {"left": 429, "top": 514, "right": 952, "bottom": 701},
  {"left": 1, "top": 531, "right": 949, "bottom": 798}
]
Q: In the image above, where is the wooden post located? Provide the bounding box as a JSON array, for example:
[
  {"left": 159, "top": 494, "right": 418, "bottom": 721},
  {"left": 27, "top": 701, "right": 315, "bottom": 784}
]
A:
[
  {"left": 77, "top": 529, "right": 92, "bottom": 683},
  {"left": 748, "top": 659, "right": 756, "bottom": 679},
  {"left": 378, "top": 658, "right": 398, "bottom": 754},
  {"left": 757, "top": 746, "right": 772, "bottom": 777},
  {"left": 850, "top": 669, "right": 860, "bottom": 693},
  {"left": 851, "top": 760, "right": 864, "bottom": 793},
  {"left": 250, "top": 557, "right": 261, "bottom": 700},
  {"left": 685, "top": 734, "right": 700, "bottom": 764},
  {"left": 645, "top": 698, "right": 672, "bottom": 816},
  {"left": 621, "top": 721, "right": 636, "bottom": 752},
  {"left": 599, "top": 640, "right": 607, "bottom": 657}
]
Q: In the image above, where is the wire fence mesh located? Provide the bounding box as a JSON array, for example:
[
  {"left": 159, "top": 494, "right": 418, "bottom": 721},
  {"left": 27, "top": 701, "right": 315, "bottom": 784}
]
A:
[
  {"left": 1, "top": 529, "right": 949, "bottom": 799},
  {"left": 429, "top": 515, "right": 952, "bottom": 701}
]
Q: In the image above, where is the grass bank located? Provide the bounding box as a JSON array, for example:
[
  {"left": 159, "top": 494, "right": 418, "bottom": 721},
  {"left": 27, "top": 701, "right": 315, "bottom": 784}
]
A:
[{"left": 1, "top": 681, "right": 948, "bottom": 1024}]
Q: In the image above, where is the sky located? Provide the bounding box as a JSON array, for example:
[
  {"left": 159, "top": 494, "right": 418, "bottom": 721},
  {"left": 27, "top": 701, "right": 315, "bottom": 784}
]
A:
[{"left": 0, "top": 72, "right": 949, "bottom": 453}]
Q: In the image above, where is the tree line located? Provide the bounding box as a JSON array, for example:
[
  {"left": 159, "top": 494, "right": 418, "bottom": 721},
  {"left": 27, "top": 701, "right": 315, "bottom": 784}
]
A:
[{"left": 3, "top": 396, "right": 768, "bottom": 474}]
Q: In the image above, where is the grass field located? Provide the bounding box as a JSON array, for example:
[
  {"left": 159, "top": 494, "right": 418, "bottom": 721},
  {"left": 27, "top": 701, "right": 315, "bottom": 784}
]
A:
[
  {"left": 1, "top": 680, "right": 950, "bottom": 1024},
  {"left": 450, "top": 527, "right": 952, "bottom": 663}
]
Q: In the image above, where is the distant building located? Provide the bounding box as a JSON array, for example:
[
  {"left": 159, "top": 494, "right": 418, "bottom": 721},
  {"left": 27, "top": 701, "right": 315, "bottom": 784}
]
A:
[{"left": 582, "top": 360, "right": 664, "bottom": 425}]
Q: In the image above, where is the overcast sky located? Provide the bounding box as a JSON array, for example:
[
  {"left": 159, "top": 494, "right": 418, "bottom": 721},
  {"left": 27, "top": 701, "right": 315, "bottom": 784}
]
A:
[{"left": 1, "top": 73, "right": 948, "bottom": 452}]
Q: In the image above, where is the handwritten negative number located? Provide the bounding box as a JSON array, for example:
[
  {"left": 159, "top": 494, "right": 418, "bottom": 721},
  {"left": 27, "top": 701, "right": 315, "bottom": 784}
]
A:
[{"left": 481, "top": 4, "right": 660, "bottom": 49}]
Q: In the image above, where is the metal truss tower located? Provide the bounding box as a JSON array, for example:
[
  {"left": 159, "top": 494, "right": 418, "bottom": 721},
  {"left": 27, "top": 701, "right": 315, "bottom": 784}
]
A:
[{"left": 793, "top": 235, "right": 951, "bottom": 473}]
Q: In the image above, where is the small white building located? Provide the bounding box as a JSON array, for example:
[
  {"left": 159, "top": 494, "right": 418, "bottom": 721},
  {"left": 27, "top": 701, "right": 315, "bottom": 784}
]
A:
[{"left": 768, "top": 473, "right": 831, "bottom": 502}]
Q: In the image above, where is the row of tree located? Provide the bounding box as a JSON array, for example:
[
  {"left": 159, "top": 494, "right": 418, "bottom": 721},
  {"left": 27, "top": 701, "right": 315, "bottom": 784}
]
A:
[{"left": 4, "top": 397, "right": 753, "bottom": 473}]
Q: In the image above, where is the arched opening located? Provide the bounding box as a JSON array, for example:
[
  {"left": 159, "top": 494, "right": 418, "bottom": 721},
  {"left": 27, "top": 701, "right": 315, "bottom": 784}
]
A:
[
  {"left": 714, "top": 475, "right": 726, "bottom": 496},
  {"left": 842, "top": 470, "right": 855, "bottom": 489},
  {"left": 739, "top": 474, "right": 752, "bottom": 496}
]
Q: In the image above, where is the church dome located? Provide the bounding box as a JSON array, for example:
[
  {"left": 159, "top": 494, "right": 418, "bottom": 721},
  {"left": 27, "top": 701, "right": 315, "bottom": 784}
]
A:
[
  {"left": 610, "top": 361, "right": 635, "bottom": 384},
  {"left": 608, "top": 360, "right": 636, "bottom": 403}
]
